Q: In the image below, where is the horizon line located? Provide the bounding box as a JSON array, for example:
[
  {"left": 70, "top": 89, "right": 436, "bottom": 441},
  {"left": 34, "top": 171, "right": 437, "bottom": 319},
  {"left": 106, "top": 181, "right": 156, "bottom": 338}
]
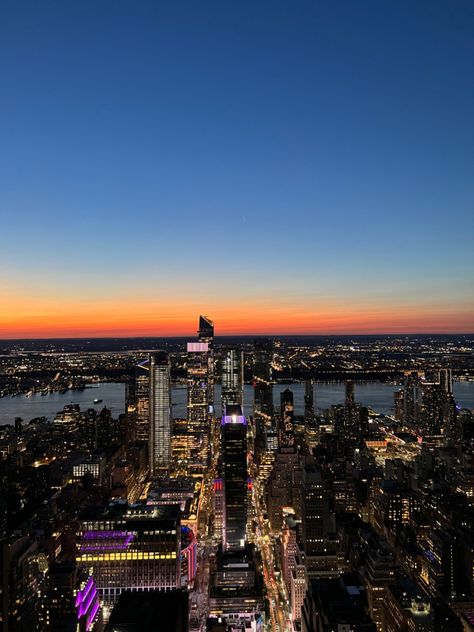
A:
[{"left": 1, "top": 331, "right": 473, "bottom": 342}]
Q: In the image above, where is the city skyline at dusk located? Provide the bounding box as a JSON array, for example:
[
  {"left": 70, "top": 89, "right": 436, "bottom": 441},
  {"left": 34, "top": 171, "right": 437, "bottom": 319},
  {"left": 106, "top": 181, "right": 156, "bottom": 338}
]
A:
[
  {"left": 1, "top": 0, "right": 473, "bottom": 338},
  {"left": 2, "top": 3, "right": 474, "bottom": 631}
]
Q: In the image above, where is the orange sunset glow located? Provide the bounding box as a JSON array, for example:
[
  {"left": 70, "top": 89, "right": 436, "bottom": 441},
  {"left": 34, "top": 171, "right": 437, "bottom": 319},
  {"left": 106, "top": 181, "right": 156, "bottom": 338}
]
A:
[{"left": 1, "top": 294, "right": 473, "bottom": 339}]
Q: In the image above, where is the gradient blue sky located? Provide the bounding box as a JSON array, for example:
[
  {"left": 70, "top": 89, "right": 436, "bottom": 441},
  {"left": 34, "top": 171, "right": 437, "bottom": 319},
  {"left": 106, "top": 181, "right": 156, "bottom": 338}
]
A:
[{"left": 1, "top": 0, "right": 473, "bottom": 336}]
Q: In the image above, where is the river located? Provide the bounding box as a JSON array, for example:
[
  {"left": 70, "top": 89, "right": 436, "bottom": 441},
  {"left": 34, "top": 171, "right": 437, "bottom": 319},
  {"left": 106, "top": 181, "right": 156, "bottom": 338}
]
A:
[{"left": 1, "top": 380, "right": 473, "bottom": 426}]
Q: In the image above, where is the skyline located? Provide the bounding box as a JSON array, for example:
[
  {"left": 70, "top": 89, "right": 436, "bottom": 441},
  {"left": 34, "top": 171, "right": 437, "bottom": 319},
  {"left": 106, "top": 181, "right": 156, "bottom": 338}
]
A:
[{"left": 1, "top": 0, "right": 473, "bottom": 338}]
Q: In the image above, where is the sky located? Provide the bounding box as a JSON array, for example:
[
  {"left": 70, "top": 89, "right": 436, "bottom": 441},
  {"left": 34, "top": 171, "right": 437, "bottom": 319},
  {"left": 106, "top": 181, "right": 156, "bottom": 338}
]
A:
[{"left": 0, "top": 0, "right": 473, "bottom": 338}]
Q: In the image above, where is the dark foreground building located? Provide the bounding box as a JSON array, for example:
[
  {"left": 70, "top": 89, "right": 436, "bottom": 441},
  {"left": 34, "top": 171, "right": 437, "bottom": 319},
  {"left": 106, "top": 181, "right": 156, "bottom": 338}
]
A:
[{"left": 104, "top": 589, "right": 189, "bottom": 631}]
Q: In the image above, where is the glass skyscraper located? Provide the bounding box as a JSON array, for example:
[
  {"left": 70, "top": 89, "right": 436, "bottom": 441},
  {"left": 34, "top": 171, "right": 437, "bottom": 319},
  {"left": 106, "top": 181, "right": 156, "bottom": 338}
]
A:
[
  {"left": 149, "top": 351, "right": 172, "bottom": 474},
  {"left": 253, "top": 338, "right": 273, "bottom": 426},
  {"left": 187, "top": 341, "right": 210, "bottom": 473},
  {"left": 221, "top": 348, "right": 244, "bottom": 412},
  {"left": 221, "top": 404, "right": 248, "bottom": 551},
  {"left": 198, "top": 315, "right": 214, "bottom": 411}
]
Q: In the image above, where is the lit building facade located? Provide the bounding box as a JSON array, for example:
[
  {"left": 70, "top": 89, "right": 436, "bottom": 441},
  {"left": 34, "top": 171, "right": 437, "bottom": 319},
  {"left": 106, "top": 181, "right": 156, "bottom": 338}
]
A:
[
  {"left": 253, "top": 338, "right": 273, "bottom": 426},
  {"left": 221, "top": 348, "right": 244, "bottom": 411},
  {"left": 76, "top": 504, "right": 181, "bottom": 612},
  {"left": 149, "top": 352, "right": 172, "bottom": 474},
  {"left": 186, "top": 341, "right": 210, "bottom": 474},
  {"left": 221, "top": 405, "right": 248, "bottom": 551},
  {"left": 126, "top": 360, "right": 150, "bottom": 443},
  {"left": 198, "top": 315, "right": 214, "bottom": 411}
]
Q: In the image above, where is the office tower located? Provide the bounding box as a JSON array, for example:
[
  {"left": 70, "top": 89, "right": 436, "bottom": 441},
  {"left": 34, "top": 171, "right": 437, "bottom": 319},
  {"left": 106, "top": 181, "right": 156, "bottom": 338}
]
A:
[
  {"left": 221, "top": 348, "right": 244, "bottom": 411},
  {"left": 186, "top": 341, "right": 210, "bottom": 473},
  {"left": 253, "top": 338, "right": 273, "bottom": 425},
  {"left": 221, "top": 404, "right": 248, "bottom": 551},
  {"left": 127, "top": 360, "right": 150, "bottom": 443},
  {"left": 302, "top": 459, "right": 339, "bottom": 578},
  {"left": 302, "top": 462, "right": 325, "bottom": 556},
  {"left": 394, "top": 389, "right": 405, "bottom": 422},
  {"left": 345, "top": 380, "right": 355, "bottom": 407},
  {"left": 364, "top": 535, "right": 397, "bottom": 630},
  {"left": 76, "top": 504, "right": 181, "bottom": 611},
  {"left": 253, "top": 338, "right": 273, "bottom": 467},
  {"left": 404, "top": 372, "right": 419, "bottom": 424},
  {"left": 420, "top": 382, "right": 445, "bottom": 438},
  {"left": 267, "top": 448, "right": 303, "bottom": 533},
  {"left": 149, "top": 352, "right": 172, "bottom": 474},
  {"left": 304, "top": 379, "right": 315, "bottom": 423},
  {"left": 440, "top": 368, "right": 453, "bottom": 394},
  {"left": 198, "top": 315, "right": 214, "bottom": 410},
  {"left": 279, "top": 388, "right": 295, "bottom": 447}
]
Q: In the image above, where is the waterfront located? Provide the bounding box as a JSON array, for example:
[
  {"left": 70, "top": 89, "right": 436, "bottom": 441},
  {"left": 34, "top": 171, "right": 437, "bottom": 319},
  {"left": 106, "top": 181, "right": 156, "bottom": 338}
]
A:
[{"left": 1, "top": 380, "right": 473, "bottom": 426}]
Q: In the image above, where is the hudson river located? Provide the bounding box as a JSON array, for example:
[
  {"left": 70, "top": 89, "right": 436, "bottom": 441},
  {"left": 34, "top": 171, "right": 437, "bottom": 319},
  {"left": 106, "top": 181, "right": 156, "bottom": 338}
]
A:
[{"left": 1, "top": 381, "right": 473, "bottom": 426}]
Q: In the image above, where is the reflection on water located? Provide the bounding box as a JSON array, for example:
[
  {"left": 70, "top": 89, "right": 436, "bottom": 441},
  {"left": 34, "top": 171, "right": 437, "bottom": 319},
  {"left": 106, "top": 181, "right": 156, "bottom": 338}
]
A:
[{"left": 1, "top": 380, "right": 473, "bottom": 426}]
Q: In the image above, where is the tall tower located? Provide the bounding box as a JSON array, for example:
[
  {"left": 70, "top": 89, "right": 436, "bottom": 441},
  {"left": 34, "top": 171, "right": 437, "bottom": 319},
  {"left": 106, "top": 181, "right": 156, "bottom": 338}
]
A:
[
  {"left": 279, "top": 388, "right": 295, "bottom": 447},
  {"left": 149, "top": 352, "right": 172, "bottom": 475},
  {"left": 253, "top": 339, "right": 273, "bottom": 466},
  {"left": 126, "top": 360, "right": 150, "bottom": 445},
  {"left": 253, "top": 338, "right": 273, "bottom": 426},
  {"left": 221, "top": 404, "right": 248, "bottom": 551},
  {"left": 440, "top": 368, "right": 453, "bottom": 394},
  {"left": 187, "top": 341, "right": 210, "bottom": 472},
  {"left": 304, "top": 379, "right": 315, "bottom": 423},
  {"left": 404, "top": 372, "right": 419, "bottom": 424},
  {"left": 345, "top": 380, "right": 355, "bottom": 407},
  {"left": 221, "top": 348, "right": 244, "bottom": 412},
  {"left": 198, "top": 316, "right": 214, "bottom": 411}
]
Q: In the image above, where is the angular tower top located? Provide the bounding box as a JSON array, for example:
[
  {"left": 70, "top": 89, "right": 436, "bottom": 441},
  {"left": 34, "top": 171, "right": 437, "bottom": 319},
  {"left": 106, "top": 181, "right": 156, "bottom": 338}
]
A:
[{"left": 198, "top": 315, "right": 214, "bottom": 339}]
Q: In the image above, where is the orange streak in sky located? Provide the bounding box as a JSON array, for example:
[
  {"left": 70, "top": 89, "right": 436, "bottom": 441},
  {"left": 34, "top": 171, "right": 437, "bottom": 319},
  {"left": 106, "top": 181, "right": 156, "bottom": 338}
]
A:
[{"left": 0, "top": 294, "right": 472, "bottom": 338}]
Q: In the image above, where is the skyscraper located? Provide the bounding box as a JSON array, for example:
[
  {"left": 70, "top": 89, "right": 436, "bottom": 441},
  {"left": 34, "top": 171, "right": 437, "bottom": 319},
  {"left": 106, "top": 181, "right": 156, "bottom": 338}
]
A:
[
  {"left": 345, "top": 380, "right": 355, "bottom": 407},
  {"left": 187, "top": 341, "right": 210, "bottom": 473},
  {"left": 253, "top": 338, "right": 273, "bottom": 426},
  {"left": 404, "top": 372, "right": 419, "bottom": 424},
  {"left": 221, "top": 348, "right": 244, "bottom": 412},
  {"left": 149, "top": 352, "right": 172, "bottom": 474},
  {"left": 126, "top": 360, "right": 150, "bottom": 443},
  {"left": 440, "top": 368, "right": 453, "bottom": 394},
  {"left": 304, "top": 379, "right": 315, "bottom": 423},
  {"left": 279, "top": 388, "right": 295, "bottom": 447},
  {"left": 253, "top": 339, "right": 273, "bottom": 467},
  {"left": 221, "top": 404, "right": 248, "bottom": 551},
  {"left": 198, "top": 315, "right": 214, "bottom": 411}
]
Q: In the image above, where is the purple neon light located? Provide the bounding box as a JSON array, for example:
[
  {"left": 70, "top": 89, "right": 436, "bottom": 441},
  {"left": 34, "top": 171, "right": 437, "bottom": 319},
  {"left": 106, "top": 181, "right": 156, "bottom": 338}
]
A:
[
  {"left": 83, "top": 530, "right": 130, "bottom": 539},
  {"left": 221, "top": 414, "right": 247, "bottom": 426},
  {"left": 86, "top": 599, "right": 100, "bottom": 631},
  {"left": 76, "top": 576, "right": 100, "bottom": 630},
  {"left": 80, "top": 531, "right": 135, "bottom": 552},
  {"left": 79, "top": 584, "right": 97, "bottom": 618},
  {"left": 75, "top": 576, "right": 94, "bottom": 608}
]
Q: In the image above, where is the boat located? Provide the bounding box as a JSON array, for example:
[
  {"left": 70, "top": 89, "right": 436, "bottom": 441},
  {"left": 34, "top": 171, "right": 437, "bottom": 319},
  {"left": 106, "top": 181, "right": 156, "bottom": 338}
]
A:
[{"left": 93, "top": 398, "right": 103, "bottom": 404}]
